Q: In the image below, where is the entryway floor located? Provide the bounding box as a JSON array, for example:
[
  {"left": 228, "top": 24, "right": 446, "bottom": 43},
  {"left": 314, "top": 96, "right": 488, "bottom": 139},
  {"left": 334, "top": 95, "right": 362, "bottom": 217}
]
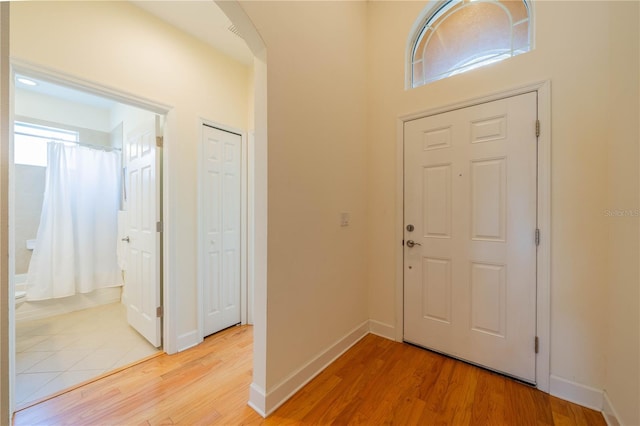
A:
[{"left": 15, "top": 302, "right": 159, "bottom": 407}]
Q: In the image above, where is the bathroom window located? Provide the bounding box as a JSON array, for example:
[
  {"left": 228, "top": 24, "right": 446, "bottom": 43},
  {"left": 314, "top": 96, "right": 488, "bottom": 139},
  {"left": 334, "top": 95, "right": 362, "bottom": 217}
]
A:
[
  {"left": 410, "top": 0, "right": 532, "bottom": 88},
  {"left": 14, "top": 122, "right": 79, "bottom": 167}
]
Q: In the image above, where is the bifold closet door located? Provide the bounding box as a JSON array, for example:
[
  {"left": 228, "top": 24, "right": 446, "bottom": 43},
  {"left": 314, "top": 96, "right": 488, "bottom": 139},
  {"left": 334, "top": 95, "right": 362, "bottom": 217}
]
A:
[{"left": 202, "top": 125, "right": 242, "bottom": 336}]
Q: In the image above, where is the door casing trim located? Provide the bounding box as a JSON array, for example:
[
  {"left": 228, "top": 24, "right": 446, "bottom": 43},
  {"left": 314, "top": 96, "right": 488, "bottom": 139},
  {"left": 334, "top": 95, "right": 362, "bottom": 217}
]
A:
[{"left": 395, "top": 80, "right": 551, "bottom": 393}]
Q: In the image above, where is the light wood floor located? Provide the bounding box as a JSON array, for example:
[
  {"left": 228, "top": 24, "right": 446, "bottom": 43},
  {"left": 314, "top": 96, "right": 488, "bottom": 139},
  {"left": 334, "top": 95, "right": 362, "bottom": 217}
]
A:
[{"left": 13, "top": 325, "right": 605, "bottom": 425}]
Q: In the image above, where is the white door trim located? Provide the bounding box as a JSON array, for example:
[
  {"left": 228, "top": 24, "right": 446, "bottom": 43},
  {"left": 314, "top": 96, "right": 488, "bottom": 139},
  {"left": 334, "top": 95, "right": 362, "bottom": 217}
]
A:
[
  {"left": 197, "top": 119, "right": 249, "bottom": 342},
  {"left": 395, "top": 80, "right": 551, "bottom": 393},
  {"left": 7, "top": 59, "right": 175, "bottom": 414},
  {"left": 10, "top": 59, "right": 171, "bottom": 114}
]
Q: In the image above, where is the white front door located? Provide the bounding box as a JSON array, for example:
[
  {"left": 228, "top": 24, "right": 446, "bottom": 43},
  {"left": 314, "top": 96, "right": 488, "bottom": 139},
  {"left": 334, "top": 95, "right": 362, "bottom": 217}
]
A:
[
  {"left": 125, "top": 117, "right": 161, "bottom": 347},
  {"left": 202, "top": 125, "right": 242, "bottom": 336},
  {"left": 403, "top": 92, "right": 538, "bottom": 383}
]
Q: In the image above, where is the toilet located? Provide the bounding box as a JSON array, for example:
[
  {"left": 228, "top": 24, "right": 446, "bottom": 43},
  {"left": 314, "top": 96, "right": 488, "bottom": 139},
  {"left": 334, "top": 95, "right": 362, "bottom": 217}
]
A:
[{"left": 15, "top": 290, "right": 26, "bottom": 307}]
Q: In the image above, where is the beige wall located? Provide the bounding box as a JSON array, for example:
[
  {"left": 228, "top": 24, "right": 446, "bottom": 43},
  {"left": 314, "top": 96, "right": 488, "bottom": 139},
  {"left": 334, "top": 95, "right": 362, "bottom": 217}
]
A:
[
  {"left": 10, "top": 1, "right": 249, "bottom": 352},
  {"left": 605, "top": 3, "right": 640, "bottom": 425},
  {"left": 366, "top": 0, "right": 637, "bottom": 422},
  {"left": 241, "top": 1, "right": 369, "bottom": 388}
]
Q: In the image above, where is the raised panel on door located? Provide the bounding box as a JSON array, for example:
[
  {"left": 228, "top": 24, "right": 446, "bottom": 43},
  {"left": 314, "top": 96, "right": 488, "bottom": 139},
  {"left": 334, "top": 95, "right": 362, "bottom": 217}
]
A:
[
  {"left": 421, "top": 257, "right": 452, "bottom": 324},
  {"left": 470, "top": 115, "right": 506, "bottom": 144},
  {"left": 423, "top": 164, "right": 452, "bottom": 238},
  {"left": 471, "top": 158, "right": 506, "bottom": 241},
  {"left": 470, "top": 262, "right": 506, "bottom": 337},
  {"left": 404, "top": 92, "right": 537, "bottom": 383},
  {"left": 207, "top": 251, "right": 220, "bottom": 314},
  {"left": 202, "top": 125, "right": 242, "bottom": 337}
]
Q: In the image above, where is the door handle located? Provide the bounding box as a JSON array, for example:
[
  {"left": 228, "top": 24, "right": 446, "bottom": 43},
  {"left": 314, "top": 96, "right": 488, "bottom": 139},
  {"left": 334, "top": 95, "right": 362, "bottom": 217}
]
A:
[
  {"left": 121, "top": 236, "right": 130, "bottom": 243},
  {"left": 406, "top": 240, "right": 421, "bottom": 248}
]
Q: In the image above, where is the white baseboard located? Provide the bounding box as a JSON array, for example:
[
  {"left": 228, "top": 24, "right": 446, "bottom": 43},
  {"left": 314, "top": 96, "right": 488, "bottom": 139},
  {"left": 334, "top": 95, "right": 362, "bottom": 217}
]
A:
[
  {"left": 248, "top": 383, "right": 267, "bottom": 417},
  {"left": 16, "top": 287, "right": 121, "bottom": 322},
  {"left": 249, "top": 325, "right": 620, "bottom": 421},
  {"left": 549, "top": 375, "right": 603, "bottom": 412},
  {"left": 602, "top": 391, "right": 622, "bottom": 426},
  {"left": 257, "top": 320, "right": 369, "bottom": 417},
  {"left": 368, "top": 319, "right": 395, "bottom": 340},
  {"left": 176, "top": 330, "right": 200, "bottom": 352}
]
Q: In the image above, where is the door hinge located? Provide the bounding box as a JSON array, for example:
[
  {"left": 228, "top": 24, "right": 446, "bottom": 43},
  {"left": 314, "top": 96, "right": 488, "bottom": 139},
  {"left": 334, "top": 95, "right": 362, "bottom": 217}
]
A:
[
  {"left": 156, "top": 221, "right": 163, "bottom": 233},
  {"left": 535, "top": 336, "right": 539, "bottom": 354},
  {"left": 535, "top": 228, "right": 540, "bottom": 246},
  {"left": 156, "top": 306, "right": 163, "bottom": 318},
  {"left": 156, "top": 136, "right": 164, "bottom": 148},
  {"left": 535, "top": 120, "right": 540, "bottom": 137}
]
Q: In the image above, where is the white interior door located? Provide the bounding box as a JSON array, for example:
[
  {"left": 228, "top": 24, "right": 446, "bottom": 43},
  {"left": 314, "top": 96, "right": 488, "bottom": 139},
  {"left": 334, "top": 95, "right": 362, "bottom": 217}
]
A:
[
  {"left": 202, "top": 125, "right": 242, "bottom": 336},
  {"left": 124, "top": 117, "right": 161, "bottom": 347},
  {"left": 403, "top": 92, "right": 538, "bottom": 383}
]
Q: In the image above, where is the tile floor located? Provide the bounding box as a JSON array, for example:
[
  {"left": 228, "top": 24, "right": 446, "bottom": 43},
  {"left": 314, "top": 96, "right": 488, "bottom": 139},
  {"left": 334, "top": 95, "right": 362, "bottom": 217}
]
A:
[{"left": 15, "top": 302, "right": 160, "bottom": 407}]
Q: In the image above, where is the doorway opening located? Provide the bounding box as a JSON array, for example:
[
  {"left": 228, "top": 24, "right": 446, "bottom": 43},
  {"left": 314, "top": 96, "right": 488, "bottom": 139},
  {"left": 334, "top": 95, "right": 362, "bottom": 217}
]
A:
[{"left": 11, "top": 71, "right": 166, "bottom": 409}]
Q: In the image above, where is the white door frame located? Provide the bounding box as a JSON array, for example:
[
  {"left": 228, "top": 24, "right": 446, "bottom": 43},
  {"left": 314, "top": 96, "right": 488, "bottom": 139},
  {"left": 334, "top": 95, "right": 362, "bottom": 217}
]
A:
[
  {"left": 395, "top": 80, "right": 551, "bottom": 393},
  {"left": 197, "top": 119, "right": 249, "bottom": 341},
  {"left": 7, "top": 59, "right": 175, "bottom": 414}
]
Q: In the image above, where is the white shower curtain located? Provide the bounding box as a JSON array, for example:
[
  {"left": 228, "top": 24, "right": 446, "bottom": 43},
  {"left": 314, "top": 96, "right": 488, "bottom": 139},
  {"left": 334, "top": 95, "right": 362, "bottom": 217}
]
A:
[{"left": 26, "top": 142, "right": 123, "bottom": 301}]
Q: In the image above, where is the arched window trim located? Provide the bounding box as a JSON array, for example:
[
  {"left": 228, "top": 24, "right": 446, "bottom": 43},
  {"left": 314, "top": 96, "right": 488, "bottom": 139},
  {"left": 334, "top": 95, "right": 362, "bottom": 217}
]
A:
[{"left": 405, "top": 0, "right": 534, "bottom": 90}]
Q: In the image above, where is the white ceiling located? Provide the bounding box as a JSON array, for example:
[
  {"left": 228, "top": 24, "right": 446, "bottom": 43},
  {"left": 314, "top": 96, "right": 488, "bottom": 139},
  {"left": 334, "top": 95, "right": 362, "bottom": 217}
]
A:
[{"left": 130, "top": 1, "right": 254, "bottom": 65}]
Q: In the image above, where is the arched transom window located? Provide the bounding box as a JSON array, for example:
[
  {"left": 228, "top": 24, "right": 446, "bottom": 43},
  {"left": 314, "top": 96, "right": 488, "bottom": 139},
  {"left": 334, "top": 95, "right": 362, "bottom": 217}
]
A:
[{"left": 410, "top": 0, "right": 532, "bottom": 88}]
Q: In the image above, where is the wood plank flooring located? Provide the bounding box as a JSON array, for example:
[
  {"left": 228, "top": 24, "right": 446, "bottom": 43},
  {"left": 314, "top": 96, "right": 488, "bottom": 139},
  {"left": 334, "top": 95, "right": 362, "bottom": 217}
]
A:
[{"left": 13, "top": 325, "right": 605, "bottom": 425}]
